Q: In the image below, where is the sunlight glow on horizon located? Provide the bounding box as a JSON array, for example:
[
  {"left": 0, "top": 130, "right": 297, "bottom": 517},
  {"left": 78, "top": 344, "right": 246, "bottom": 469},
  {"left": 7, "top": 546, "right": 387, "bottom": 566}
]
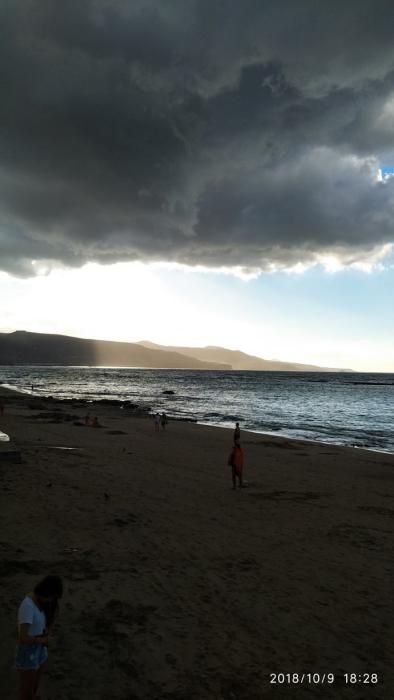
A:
[{"left": 1, "top": 260, "right": 393, "bottom": 372}]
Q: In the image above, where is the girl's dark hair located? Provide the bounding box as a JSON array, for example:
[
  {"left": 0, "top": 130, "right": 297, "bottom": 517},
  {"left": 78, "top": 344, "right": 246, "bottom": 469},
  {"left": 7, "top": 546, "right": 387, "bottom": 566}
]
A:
[
  {"left": 34, "top": 576, "right": 63, "bottom": 628},
  {"left": 34, "top": 575, "right": 63, "bottom": 599}
]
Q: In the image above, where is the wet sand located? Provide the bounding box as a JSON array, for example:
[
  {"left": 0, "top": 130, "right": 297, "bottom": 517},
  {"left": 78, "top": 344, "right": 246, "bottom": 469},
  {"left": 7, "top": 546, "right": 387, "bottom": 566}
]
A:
[{"left": 0, "top": 386, "right": 392, "bottom": 699}]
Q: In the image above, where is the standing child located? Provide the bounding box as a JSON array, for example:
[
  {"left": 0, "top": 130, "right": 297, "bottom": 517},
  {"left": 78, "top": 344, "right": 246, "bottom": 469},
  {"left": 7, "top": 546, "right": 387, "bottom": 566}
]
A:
[{"left": 16, "top": 575, "right": 63, "bottom": 700}]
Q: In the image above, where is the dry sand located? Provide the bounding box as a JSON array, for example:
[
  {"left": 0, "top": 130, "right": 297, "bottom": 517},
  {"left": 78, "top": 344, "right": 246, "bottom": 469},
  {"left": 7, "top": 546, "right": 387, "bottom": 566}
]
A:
[{"left": 0, "top": 387, "right": 392, "bottom": 700}]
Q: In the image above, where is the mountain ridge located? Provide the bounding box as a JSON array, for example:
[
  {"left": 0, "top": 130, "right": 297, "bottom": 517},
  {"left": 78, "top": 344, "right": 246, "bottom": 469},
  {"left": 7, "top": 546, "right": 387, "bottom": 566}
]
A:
[
  {"left": 0, "top": 331, "right": 352, "bottom": 371},
  {"left": 138, "top": 341, "right": 352, "bottom": 372},
  {"left": 0, "top": 331, "right": 230, "bottom": 369}
]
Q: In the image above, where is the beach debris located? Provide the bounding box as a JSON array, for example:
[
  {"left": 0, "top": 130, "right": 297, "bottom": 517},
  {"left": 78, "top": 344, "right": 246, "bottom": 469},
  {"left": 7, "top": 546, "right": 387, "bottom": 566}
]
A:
[{"left": 63, "top": 547, "right": 79, "bottom": 553}]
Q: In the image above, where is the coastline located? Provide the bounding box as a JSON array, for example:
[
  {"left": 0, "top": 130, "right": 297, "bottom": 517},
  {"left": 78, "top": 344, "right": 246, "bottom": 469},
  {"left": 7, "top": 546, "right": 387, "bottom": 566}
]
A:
[
  {"left": 2, "top": 381, "right": 393, "bottom": 456},
  {"left": 0, "top": 386, "right": 393, "bottom": 698}
]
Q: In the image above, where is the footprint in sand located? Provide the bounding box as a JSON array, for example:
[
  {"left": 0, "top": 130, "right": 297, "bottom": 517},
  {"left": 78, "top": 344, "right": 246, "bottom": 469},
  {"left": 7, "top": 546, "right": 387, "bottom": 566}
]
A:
[
  {"left": 327, "top": 523, "right": 385, "bottom": 551},
  {"left": 357, "top": 505, "right": 394, "bottom": 518},
  {"left": 250, "top": 490, "right": 327, "bottom": 503}
]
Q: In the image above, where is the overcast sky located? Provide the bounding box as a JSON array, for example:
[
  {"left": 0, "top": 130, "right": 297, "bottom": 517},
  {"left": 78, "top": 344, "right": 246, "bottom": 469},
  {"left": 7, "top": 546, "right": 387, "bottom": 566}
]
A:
[{"left": 1, "top": 1, "right": 393, "bottom": 369}]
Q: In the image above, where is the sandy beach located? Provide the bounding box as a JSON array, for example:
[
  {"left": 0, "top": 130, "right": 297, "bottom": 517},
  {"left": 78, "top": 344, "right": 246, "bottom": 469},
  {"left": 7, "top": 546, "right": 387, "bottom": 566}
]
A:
[{"left": 0, "top": 386, "right": 392, "bottom": 700}]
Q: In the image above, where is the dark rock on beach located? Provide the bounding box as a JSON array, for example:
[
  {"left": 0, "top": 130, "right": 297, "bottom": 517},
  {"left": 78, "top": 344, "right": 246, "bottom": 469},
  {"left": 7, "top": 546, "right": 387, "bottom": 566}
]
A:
[
  {"left": 168, "top": 416, "right": 197, "bottom": 423},
  {"left": 0, "top": 440, "right": 22, "bottom": 463}
]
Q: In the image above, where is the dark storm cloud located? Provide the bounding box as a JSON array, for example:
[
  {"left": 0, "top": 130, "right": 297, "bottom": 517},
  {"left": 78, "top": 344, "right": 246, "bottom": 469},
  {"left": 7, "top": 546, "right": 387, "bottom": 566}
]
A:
[{"left": 1, "top": 0, "right": 394, "bottom": 276}]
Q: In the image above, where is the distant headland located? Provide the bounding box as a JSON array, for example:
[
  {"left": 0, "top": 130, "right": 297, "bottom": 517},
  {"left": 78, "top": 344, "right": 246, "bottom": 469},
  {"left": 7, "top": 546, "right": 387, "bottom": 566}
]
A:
[{"left": 0, "top": 331, "right": 352, "bottom": 371}]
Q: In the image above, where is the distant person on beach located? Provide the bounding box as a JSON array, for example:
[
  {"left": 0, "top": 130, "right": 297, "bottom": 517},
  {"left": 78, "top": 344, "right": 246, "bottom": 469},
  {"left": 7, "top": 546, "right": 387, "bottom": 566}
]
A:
[
  {"left": 84, "top": 413, "right": 90, "bottom": 426},
  {"left": 0, "top": 400, "right": 4, "bottom": 416},
  {"left": 16, "top": 575, "right": 63, "bottom": 700},
  {"left": 234, "top": 422, "right": 240, "bottom": 444},
  {"left": 154, "top": 413, "right": 160, "bottom": 432},
  {"left": 91, "top": 416, "right": 99, "bottom": 428},
  {"left": 161, "top": 412, "right": 168, "bottom": 430},
  {"left": 228, "top": 441, "right": 244, "bottom": 489}
]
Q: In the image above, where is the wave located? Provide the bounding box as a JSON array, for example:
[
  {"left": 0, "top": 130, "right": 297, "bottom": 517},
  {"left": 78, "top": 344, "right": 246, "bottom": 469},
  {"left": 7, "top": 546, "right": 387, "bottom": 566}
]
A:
[
  {"left": 348, "top": 381, "right": 394, "bottom": 386},
  {"left": 0, "top": 383, "right": 32, "bottom": 395}
]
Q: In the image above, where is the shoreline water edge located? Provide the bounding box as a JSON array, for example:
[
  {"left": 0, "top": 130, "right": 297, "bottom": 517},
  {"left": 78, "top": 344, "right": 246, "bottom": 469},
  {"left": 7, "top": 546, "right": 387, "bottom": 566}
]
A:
[{"left": 1, "top": 364, "right": 393, "bottom": 455}]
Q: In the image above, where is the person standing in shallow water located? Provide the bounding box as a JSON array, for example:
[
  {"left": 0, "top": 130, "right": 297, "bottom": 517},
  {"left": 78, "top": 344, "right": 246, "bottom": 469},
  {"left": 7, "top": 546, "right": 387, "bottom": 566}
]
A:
[
  {"left": 228, "top": 441, "right": 244, "bottom": 489},
  {"left": 161, "top": 412, "right": 168, "bottom": 430},
  {"left": 16, "top": 575, "right": 63, "bottom": 700}
]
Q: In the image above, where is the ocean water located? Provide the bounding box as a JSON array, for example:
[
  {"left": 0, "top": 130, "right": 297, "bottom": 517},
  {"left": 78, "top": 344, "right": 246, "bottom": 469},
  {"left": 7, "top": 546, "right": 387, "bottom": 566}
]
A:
[{"left": 1, "top": 366, "right": 393, "bottom": 454}]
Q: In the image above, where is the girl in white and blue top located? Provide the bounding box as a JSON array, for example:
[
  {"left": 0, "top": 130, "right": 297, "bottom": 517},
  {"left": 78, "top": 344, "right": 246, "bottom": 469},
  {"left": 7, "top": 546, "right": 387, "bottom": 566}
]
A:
[{"left": 16, "top": 575, "right": 63, "bottom": 700}]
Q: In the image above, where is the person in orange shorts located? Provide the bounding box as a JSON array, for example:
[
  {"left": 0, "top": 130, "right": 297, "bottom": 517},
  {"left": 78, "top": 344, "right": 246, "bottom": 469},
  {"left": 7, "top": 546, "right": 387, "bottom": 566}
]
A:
[{"left": 228, "top": 441, "right": 245, "bottom": 489}]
